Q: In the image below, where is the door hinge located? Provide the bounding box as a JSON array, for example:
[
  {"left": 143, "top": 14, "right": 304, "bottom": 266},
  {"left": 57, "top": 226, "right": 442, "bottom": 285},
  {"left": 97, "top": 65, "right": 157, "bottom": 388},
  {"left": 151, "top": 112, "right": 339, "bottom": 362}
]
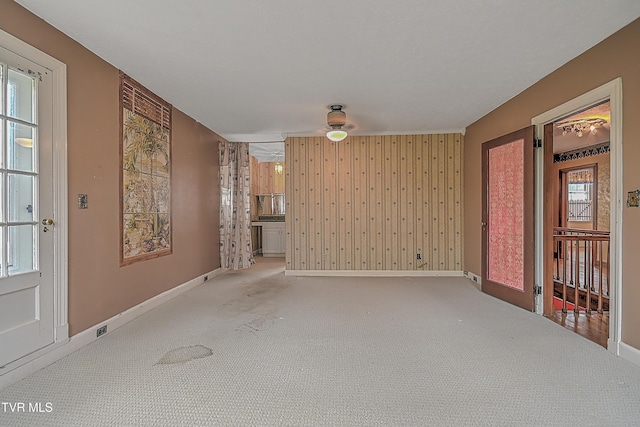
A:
[
  {"left": 534, "top": 285, "right": 542, "bottom": 295},
  {"left": 534, "top": 138, "right": 542, "bottom": 148}
]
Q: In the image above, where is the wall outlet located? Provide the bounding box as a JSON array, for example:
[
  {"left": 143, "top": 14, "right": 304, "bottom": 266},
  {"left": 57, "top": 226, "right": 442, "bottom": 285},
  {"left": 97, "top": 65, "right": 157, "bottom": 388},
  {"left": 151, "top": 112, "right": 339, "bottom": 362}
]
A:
[
  {"left": 96, "top": 325, "right": 107, "bottom": 337},
  {"left": 463, "top": 271, "right": 482, "bottom": 286}
]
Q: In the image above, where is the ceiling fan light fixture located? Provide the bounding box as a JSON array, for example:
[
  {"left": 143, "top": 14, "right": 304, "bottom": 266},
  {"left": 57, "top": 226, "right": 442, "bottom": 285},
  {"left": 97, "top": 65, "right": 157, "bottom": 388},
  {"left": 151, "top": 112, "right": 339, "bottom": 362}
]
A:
[
  {"left": 15, "top": 137, "right": 33, "bottom": 148},
  {"left": 327, "top": 104, "right": 347, "bottom": 127},
  {"left": 326, "top": 104, "right": 348, "bottom": 141},
  {"left": 326, "top": 129, "right": 348, "bottom": 142}
]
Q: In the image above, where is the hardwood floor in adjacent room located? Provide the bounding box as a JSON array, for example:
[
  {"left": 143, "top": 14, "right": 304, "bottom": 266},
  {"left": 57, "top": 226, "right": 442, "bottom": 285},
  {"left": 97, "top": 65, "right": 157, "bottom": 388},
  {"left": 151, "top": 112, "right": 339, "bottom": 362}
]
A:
[{"left": 548, "top": 310, "right": 609, "bottom": 347}]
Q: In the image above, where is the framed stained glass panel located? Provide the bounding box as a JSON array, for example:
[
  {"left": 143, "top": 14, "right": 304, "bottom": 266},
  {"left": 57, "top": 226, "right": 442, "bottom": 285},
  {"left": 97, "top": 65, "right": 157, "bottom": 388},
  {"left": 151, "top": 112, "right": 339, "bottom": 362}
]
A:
[{"left": 119, "top": 73, "right": 172, "bottom": 266}]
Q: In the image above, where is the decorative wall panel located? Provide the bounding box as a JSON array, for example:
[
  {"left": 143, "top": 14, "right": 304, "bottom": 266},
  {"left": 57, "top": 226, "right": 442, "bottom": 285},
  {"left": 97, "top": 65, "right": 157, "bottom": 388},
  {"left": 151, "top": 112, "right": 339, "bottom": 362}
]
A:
[
  {"left": 285, "top": 134, "right": 463, "bottom": 271},
  {"left": 487, "top": 139, "right": 524, "bottom": 290},
  {"left": 120, "top": 73, "right": 172, "bottom": 266}
]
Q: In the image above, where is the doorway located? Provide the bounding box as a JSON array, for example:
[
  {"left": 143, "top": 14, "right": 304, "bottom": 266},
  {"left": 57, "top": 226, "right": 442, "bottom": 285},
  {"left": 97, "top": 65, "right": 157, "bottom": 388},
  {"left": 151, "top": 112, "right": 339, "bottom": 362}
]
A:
[
  {"left": 561, "top": 166, "right": 598, "bottom": 231},
  {"left": 548, "top": 102, "right": 611, "bottom": 347},
  {"left": 0, "top": 29, "right": 68, "bottom": 374},
  {"left": 534, "top": 79, "right": 622, "bottom": 352},
  {"left": 0, "top": 44, "right": 58, "bottom": 367}
]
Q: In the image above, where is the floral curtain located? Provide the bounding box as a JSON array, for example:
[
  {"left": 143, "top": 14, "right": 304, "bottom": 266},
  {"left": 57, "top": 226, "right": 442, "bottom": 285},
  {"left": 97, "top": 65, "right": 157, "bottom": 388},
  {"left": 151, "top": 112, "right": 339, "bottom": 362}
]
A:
[{"left": 219, "top": 141, "right": 254, "bottom": 269}]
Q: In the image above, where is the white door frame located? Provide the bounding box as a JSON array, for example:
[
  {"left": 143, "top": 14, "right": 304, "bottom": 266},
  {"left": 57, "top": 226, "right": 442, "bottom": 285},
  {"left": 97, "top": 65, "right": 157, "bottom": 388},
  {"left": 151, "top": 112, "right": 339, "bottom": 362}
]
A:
[
  {"left": 0, "top": 29, "right": 68, "bottom": 371},
  {"left": 532, "top": 78, "right": 623, "bottom": 354}
]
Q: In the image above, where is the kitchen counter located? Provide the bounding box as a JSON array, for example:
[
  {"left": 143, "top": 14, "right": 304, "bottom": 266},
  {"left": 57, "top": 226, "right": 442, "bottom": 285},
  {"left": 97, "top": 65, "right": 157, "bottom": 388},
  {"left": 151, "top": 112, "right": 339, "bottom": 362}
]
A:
[
  {"left": 252, "top": 216, "right": 285, "bottom": 226},
  {"left": 258, "top": 215, "right": 285, "bottom": 222},
  {"left": 252, "top": 221, "right": 284, "bottom": 226}
]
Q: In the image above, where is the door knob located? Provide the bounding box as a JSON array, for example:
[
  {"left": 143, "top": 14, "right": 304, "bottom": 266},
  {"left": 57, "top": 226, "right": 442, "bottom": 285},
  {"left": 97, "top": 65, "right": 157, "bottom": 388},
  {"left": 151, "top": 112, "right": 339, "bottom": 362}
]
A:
[{"left": 42, "top": 218, "right": 54, "bottom": 225}]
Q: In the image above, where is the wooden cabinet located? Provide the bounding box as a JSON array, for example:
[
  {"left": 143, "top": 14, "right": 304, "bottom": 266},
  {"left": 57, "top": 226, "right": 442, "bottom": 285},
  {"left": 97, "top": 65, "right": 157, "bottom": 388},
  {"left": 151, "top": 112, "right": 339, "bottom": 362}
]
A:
[{"left": 261, "top": 222, "right": 285, "bottom": 257}]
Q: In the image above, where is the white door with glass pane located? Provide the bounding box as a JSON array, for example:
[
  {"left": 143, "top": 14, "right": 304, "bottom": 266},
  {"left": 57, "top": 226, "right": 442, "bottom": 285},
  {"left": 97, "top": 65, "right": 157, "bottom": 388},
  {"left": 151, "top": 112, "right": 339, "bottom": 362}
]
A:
[{"left": 0, "top": 46, "right": 54, "bottom": 367}]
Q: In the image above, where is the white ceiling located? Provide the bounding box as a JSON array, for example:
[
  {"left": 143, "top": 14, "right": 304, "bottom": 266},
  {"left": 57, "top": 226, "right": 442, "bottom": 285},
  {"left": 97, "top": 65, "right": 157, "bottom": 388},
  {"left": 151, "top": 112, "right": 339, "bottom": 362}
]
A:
[{"left": 14, "top": 1, "right": 640, "bottom": 145}]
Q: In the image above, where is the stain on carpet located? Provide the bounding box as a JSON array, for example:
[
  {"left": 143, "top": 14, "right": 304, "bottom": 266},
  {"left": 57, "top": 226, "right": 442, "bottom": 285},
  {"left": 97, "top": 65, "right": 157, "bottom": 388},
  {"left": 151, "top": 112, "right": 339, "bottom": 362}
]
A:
[{"left": 156, "top": 345, "right": 213, "bottom": 365}]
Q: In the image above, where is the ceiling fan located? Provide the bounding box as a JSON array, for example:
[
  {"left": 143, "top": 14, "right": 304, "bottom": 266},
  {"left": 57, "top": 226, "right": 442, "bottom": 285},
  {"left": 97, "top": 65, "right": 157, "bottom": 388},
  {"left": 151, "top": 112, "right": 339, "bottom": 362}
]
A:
[{"left": 325, "top": 104, "right": 354, "bottom": 141}]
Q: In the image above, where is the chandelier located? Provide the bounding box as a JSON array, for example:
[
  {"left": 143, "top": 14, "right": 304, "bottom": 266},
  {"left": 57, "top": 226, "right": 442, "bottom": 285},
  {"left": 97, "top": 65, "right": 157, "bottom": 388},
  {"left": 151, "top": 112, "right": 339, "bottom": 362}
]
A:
[
  {"left": 556, "top": 117, "right": 607, "bottom": 137},
  {"left": 274, "top": 153, "right": 283, "bottom": 175}
]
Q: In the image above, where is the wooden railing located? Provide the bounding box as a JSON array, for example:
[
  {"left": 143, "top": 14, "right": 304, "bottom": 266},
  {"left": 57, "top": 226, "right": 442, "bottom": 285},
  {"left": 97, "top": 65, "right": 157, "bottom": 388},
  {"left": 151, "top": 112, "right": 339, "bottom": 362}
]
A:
[{"left": 553, "top": 227, "right": 609, "bottom": 314}]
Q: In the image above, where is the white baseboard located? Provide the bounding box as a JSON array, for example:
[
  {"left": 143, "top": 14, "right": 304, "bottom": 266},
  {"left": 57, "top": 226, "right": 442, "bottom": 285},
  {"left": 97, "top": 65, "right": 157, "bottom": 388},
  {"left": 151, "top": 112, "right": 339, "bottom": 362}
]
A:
[
  {"left": 285, "top": 269, "right": 464, "bottom": 277},
  {"left": 0, "top": 268, "right": 223, "bottom": 390},
  {"left": 463, "top": 271, "right": 482, "bottom": 290},
  {"left": 618, "top": 342, "right": 640, "bottom": 368}
]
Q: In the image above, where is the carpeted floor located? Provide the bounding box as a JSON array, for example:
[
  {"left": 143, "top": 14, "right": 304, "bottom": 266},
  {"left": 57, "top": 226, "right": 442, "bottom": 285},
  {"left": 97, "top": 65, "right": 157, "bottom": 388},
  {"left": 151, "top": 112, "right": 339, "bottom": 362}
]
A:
[{"left": 1, "top": 257, "right": 639, "bottom": 426}]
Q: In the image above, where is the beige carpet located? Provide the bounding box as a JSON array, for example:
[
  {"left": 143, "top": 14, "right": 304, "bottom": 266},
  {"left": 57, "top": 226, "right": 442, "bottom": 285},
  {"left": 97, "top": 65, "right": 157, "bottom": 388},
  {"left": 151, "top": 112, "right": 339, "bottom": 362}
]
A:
[{"left": 1, "top": 257, "right": 639, "bottom": 426}]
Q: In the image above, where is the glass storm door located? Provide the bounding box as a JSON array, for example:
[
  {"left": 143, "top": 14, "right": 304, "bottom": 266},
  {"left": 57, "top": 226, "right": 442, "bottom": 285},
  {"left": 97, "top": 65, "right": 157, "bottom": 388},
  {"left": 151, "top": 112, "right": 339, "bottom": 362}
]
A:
[
  {"left": 0, "top": 46, "right": 54, "bottom": 367},
  {"left": 481, "top": 126, "right": 535, "bottom": 311}
]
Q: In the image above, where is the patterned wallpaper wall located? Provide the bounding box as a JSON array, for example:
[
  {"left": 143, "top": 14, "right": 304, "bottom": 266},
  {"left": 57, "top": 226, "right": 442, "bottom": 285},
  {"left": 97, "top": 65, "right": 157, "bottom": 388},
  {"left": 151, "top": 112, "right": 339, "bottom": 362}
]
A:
[
  {"left": 597, "top": 156, "right": 610, "bottom": 232},
  {"left": 252, "top": 161, "right": 286, "bottom": 195},
  {"left": 285, "top": 134, "right": 463, "bottom": 271}
]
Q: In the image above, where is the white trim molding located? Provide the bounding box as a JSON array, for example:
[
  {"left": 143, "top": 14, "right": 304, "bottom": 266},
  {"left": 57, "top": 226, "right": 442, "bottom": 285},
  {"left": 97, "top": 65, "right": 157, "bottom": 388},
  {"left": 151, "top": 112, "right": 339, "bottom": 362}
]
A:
[
  {"left": 618, "top": 342, "right": 640, "bottom": 368},
  {"left": 0, "top": 268, "right": 223, "bottom": 390},
  {"left": 531, "top": 77, "right": 623, "bottom": 356},
  {"left": 285, "top": 269, "right": 464, "bottom": 277}
]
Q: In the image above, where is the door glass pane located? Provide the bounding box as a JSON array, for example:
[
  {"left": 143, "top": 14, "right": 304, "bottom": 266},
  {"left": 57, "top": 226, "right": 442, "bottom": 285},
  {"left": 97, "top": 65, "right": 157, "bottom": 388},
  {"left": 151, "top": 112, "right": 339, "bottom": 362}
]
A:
[
  {"left": 7, "top": 121, "right": 35, "bottom": 172},
  {"left": 0, "top": 118, "right": 4, "bottom": 169},
  {"left": 7, "top": 69, "right": 34, "bottom": 123},
  {"left": 0, "top": 173, "right": 4, "bottom": 223},
  {"left": 0, "top": 65, "right": 4, "bottom": 115},
  {"left": 8, "top": 224, "right": 35, "bottom": 275},
  {"left": 488, "top": 138, "right": 525, "bottom": 291},
  {"left": 9, "top": 173, "right": 34, "bottom": 222}
]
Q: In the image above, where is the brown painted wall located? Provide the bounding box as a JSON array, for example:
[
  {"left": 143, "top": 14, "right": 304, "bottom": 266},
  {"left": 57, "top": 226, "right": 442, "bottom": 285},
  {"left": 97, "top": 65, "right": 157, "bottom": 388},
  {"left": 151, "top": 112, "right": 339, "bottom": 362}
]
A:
[
  {"left": 464, "top": 18, "right": 640, "bottom": 348},
  {"left": 286, "top": 134, "right": 463, "bottom": 271},
  {"left": 1, "top": 1, "right": 221, "bottom": 335}
]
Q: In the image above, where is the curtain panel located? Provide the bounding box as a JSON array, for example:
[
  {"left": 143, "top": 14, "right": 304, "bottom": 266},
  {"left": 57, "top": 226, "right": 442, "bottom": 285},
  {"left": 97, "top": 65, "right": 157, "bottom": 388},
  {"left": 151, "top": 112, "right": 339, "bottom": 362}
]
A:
[{"left": 219, "top": 141, "right": 254, "bottom": 269}]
